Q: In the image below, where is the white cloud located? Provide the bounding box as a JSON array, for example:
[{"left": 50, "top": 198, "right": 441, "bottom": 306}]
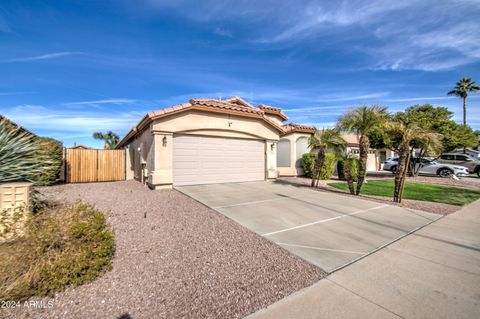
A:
[
  {"left": 63, "top": 98, "right": 137, "bottom": 106},
  {"left": 2, "top": 104, "right": 139, "bottom": 133},
  {"left": 1, "top": 51, "right": 83, "bottom": 63},
  {"left": 214, "top": 27, "right": 233, "bottom": 37},
  {"left": 139, "top": 0, "right": 480, "bottom": 71}
]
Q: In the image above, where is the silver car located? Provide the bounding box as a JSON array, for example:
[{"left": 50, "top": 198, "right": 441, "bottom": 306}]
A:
[{"left": 383, "top": 157, "right": 469, "bottom": 177}]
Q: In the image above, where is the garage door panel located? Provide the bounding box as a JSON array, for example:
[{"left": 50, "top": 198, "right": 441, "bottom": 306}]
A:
[{"left": 173, "top": 135, "right": 265, "bottom": 186}]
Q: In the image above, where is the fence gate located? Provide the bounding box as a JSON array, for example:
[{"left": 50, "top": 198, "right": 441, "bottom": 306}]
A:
[{"left": 66, "top": 149, "right": 126, "bottom": 183}]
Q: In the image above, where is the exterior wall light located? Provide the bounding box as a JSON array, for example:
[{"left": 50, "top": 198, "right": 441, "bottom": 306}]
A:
[
  {"left": 271, "top": 143, "right": 276, "bottom": 151},
  {"left": 162, "top": 136, "right": 167, "bottom": 146}
]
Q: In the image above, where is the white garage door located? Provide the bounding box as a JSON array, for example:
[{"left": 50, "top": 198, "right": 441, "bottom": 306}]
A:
[{"left": 173, "top": 135, "right": 265, "bottom": 186}]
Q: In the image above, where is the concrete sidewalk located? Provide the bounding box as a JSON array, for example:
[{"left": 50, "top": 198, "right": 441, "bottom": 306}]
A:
[{"left": 248, "top": 200, "right": 480, "bottom": 319}]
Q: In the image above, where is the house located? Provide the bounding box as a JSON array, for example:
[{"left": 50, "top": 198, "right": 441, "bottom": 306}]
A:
[
  {"left": 341, "top": 134, "right": 394, "bottom": 171},
  {"left": 117, "top": 97, "right": 389, "bottom": 189},
  {"left": 70, "top": 144, "right": 93, "bottom": 150}
]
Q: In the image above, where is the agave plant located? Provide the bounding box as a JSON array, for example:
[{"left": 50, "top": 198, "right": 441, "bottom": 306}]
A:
[{"left": 0, "top": 119, "right": 49, "bottom": 183}]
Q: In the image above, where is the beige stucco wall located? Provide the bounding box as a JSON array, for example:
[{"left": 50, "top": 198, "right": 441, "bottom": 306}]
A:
[
  {"left": 277, "top": 132, "right": 312, "bottom": 176},
  {"left": 125, "top": 124, "right": 154, "bottom": 183},
  {"left": 152, "top": 110, "right": 280, "bottom": 140},
  {"left": 264, "top": 113, "right": 284, "bottom": 126},
  {"left": 126, "top": 110, "right": 281, "bottom": 189}
]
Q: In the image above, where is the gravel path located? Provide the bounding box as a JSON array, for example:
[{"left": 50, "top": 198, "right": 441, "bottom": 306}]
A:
[
  {"left": 1, "top": 181, "right": 324, "bottom": 319},
  {"left": 277, "top": 177, "right": 459, "bottom": 215}
]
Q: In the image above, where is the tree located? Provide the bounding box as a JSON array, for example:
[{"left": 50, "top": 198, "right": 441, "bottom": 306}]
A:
[
  {"left": 448, "top": 77, "right": 479, "bottom": 126},
  {"left": 337, "top": 153, "right": 358, "bottom": 195},
  {"left": 307, "top": 128, "right": 347, "bottom": 187},
  {"left": 337, "top": 105, "right": 389, "bottom": 195},
  {"left": 371, "top": 104, "right": 477, "bottom": 157},
  {"left": 384, "top": 119, "right": 442, "bottom": 202},
  {"left": 92, "top": 131, "right": 120, "bottom": 149}
]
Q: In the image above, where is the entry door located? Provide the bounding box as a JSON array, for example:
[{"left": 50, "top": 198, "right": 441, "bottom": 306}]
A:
[{"left": 173, "top": 135, "right": 265, "bottom": 186}]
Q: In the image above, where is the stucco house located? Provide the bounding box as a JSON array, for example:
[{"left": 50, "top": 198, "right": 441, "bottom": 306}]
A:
[{"left": 117, "top": 97, "right": 390, "bottom": 189}]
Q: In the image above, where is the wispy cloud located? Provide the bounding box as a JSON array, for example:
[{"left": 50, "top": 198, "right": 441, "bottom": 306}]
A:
[
  {"left": 2, "top": 104, "right": 139, "bottom": 133},
  {"left": 214, "top": 27, "right": 233, "bottom": 37},
  {"left": 1, "top": 51, "right": 83, "bottom": 63},
  {"left": 63, "top": 98, "right": 137, "bottom": 107}
]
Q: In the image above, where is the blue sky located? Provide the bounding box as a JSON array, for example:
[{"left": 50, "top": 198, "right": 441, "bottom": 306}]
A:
[{"left": 1, "top": 0, "right": 479, "bottom": 148}]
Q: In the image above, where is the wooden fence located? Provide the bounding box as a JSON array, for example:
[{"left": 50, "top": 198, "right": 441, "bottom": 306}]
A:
[{"left": 65, "top": 149, "right": 126, "bottom": 183}]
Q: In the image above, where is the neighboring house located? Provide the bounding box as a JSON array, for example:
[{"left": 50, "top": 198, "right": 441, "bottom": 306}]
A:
[
  {"left": 117, "top": 97, "right": 390, "bottom": 188},
  {"left": 454, "top": 148, "right": 480, "bottom": 160},
  {"left": 342, "top": 134, "right": 395, "bottom": 171},
  {"left": 70, "top": 144, "right": 93, "bottom": 150}
]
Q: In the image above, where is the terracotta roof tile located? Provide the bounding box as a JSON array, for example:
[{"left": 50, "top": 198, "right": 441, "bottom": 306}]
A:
[
  {"left": 282, "top": 123, "right": 315, "bottom": 134},
  {"left": 257, "top": 104, "right": 288, "bottom": 120}
]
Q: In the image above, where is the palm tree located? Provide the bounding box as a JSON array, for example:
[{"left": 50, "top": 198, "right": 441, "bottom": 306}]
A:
[
  {"left": 448, "top": 78, "right": 479, "bottom": 126},
  {"left": 337, "top": 105, "right": 388, "bottom": 195},
  {"left": 337, "top": 153, "right": 358, "bottom": 195},
  {"left": 307, "top": 128, "right": 347, "bottom": 187},
  {"left": 92, "top": 131, "right": 120, "bottom": 149},
  {"left": 387, "top": 120, "right": 442, "bottom": 202}
]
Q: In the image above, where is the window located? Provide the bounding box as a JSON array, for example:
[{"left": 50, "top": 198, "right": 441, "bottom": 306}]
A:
[
  {"left": 277, "top": 139, "right": 291, "bottom": 167},
  {"left": 295, "top": 138, "right": 309, "bottom": 168},
  {"left": 440, "top": 155, "right": 455, "bottom": 160},
  {"left": 456, "top": 155, "right": 472, "bottom": 161}
]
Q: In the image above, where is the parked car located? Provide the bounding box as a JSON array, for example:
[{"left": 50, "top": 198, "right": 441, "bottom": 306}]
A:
[
  {"left": 383, "top": 157, "right": 469, "bottom": 177},
  {"left": 437, "top": 153, "right": 480, "bottom": 177}
]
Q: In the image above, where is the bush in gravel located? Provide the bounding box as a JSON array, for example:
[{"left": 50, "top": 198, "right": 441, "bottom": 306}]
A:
[
  {"left": 0, "top": 201, "right": 114, "bottom": 301},
  {"left": 302, "top": 153, "right": 337, "bottom": 180}
]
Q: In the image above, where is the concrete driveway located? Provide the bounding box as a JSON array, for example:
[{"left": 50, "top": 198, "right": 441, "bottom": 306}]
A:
[{"left": 177, "top": 181, "right": 441, "bottom": 272}]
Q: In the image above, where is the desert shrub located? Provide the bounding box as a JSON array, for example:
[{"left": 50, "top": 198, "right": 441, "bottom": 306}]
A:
[
  {"left": 337, "top": 157, "right": 359, "bottom": 181},
  {"left": 0, "top": 201, "right": 114, "bottom": 301},
  {"left": 0, "top": 118, "right": 63, "bottom": 185},
  {"left": 32, "top": 137, "right": 63, "bottom": 185},
  {"left": 302, "top": 153, "right": 337, "bottom": 180}
]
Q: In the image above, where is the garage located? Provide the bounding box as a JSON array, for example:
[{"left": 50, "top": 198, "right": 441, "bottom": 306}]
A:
[{"left": 173, "top": 134, "right": 266, "bottom": 186}]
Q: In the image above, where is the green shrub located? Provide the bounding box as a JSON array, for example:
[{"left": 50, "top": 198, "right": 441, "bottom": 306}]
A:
[
  {"left": 302, "top": 153, "right": 317, "bottom": 178},
  {"left": 0, "top": 201, "right": 114, "bottom": 301},
  {"left": 33, "top": 137, "right": 64, "bottom": 185},
  {"left": 337, "top": 157, "right": 359, "bottom": 181},
  {"left": 302, "top": 152, "right": 337, "bottom": 180}
]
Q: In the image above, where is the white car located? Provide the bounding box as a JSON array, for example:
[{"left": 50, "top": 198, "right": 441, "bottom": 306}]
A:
[{"left": 383, "top": 158, "right": 469, "bottom": 177}]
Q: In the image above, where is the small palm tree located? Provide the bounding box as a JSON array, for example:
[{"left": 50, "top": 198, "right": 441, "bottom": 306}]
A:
[
  {"left": 307, "top": 128, "right": 347, "bottom": 187},
  {"left": 337, "top": 105, "right": 388, "bottom": 195},
  {"left": 337, "top": 153, "right": 358, "bottom": 195},
  {"left": 92, "top": 131, "right": 120, "bottom": 149},
  {"left": 448, "top": 78, "right": 479, "bottom": 126},
  {"left": 386, "top": 120, "right": 442, "bottom": 202}
]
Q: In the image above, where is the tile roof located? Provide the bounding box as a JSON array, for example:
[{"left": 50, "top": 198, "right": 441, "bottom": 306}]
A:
[
  {"left": 281, "top": 123, "right": 315, "bottom": 134},
  {"left": 257, "top": 104, "right": 288, "bottom": 121},
  {"left": 118, "top": 97, "right": 291, "bottom": 147}
]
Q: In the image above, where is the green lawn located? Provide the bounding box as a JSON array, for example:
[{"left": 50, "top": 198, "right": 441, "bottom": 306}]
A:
[{"left": 328, "top": 180, "right": 480, "bottom": 206}]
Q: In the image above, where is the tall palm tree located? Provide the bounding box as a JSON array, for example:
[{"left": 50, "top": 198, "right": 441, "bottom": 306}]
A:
[
  {"left": 448, "top": 78, "right": 479, "bottom": 126},
  {"left": 337, "top": 105, "right": 388, "bottom": 195},
  {"left": 92, "top": 131, "right": 120, "bottom": 149},
  {"left": 387, "top": 120, "right": 442, "bottom": 202},
  {"left": 307, "top": 128, "right": 347, "bottom": 187}
]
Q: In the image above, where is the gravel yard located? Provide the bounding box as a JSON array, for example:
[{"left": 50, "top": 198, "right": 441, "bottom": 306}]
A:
[{"left": 1, "top": 181, "right": 324, "bottom": 319}]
